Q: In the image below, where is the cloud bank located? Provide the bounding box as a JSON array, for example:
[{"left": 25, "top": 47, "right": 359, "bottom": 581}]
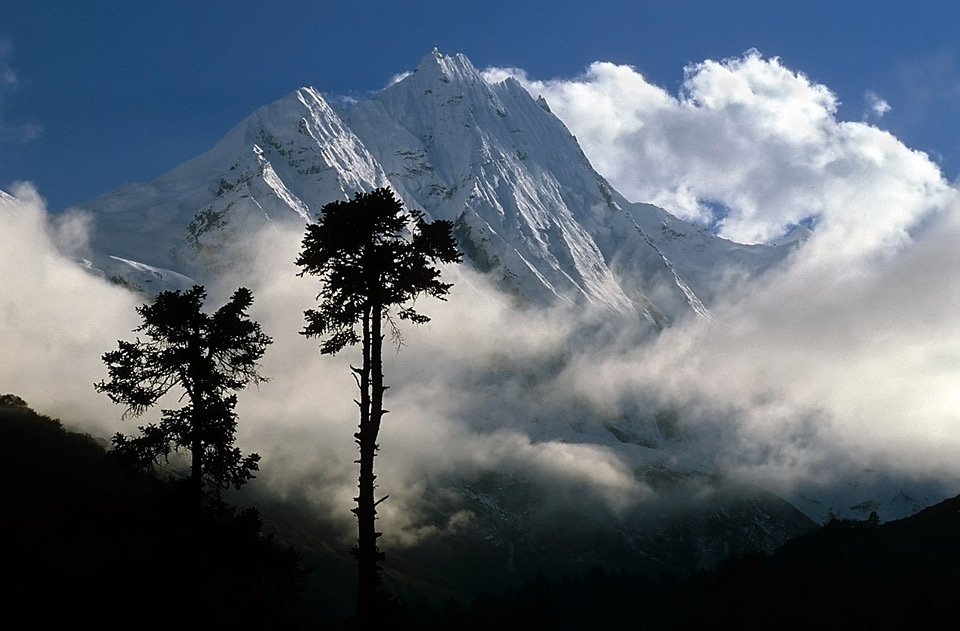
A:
[
  {"left": 0, "top": 184, "right": 139, "bottom": 434},
  {"left": 480, "top": 50, "right": 960, "bottom": 514},
  {"left": 4, "top": 50, "right": 960, "bottom": 540},
  {"left": 485, "top": 50, "right": 953, "bottom": 253}
]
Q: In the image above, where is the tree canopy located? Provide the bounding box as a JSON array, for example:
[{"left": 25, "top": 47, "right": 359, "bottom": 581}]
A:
[
  {"left": 297, "top": 187, "right": 462, "bottom": 353},
  {"left": 96, "top": 285, "right": 271, "bottom": 499}
]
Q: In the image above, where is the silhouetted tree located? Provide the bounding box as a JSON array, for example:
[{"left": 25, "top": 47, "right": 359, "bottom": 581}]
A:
[
  {"left": 95, "top": 285, "right": 271, "bottom": 504},
  {"left": 296, "top": 187, "right": 461, "bottom": 621}
]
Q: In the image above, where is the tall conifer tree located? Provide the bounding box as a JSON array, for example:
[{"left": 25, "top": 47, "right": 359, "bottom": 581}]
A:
[{"left": 296, "top": 187, "right": 461, "bottom": 620}]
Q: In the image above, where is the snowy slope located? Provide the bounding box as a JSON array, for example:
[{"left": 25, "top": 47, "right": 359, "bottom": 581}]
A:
[
  {"left": 82, "top": 86, "right": 390, "bottom": 281},
  {"left": 80, "top": 50, "right": 790, "bottom": 327},
  {"left": 347, "top": 51, "right": 789, "bottom": 325}
]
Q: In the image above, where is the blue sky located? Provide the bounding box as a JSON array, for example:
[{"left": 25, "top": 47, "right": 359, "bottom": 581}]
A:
[{"left": 3, "top": 1, "right": 960, "bottom": 211}]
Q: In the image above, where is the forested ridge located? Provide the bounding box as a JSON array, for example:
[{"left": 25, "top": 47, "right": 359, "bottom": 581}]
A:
[
  {"left": 0, "top": 394, "right": 305, "bottom": 628},
  {"left": 4, "top": 393, "right": 958, "bottom": 629}
]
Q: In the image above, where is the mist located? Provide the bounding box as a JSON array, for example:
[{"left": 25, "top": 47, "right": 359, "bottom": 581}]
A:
[
  {"left": 221, "top": 198, "right": 960, "bottom": 534},
  {"left": 0, "top": 184, "right": 140, "bottom": 436},
  {"left": 6, "top": 52, "right": 960, "bottom": 539},
  {"left": 5, "top": 171, "right": 960, "bottom": 541}
]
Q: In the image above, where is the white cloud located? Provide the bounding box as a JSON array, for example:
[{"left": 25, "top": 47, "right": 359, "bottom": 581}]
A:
[
  {"left": 865, "top": 90, "right": 892, "bottom": 120},
  {"left": 0, "top": 39, "right": 43, "bottom": 143},
  {"left": 0, "top": 184, "right": 140, "bottom": 434},
  {"left": 7, "top": 164, "right": 960, "bottom": 536},
  {"left": 387, "top": 70, "right": 413, "bottom": 86},
  {"left": 201, "top": 223, "right": 655, "bottom": 544},
  {"left": 484, "top": 50, "right": 953, "bottom": 253},
  {"left": 0, "top": 38, "right": 17, "bottom": 87},
  {"left": 484, "top": 51, "right": 960, "bottom": 512}
]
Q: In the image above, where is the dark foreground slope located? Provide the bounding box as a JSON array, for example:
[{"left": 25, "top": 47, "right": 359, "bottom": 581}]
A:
[
  {"left": 6, "top": 392, "right": 956, "bottom": 629},
  {"left": 0, "top": 395, "right": 304, "bottom": 628},
  {"left": 671, "top": 496, "right": 960, "bottom": 630},
  {"left": 441, "top": 496, "right": 960, "bottom": 630}
]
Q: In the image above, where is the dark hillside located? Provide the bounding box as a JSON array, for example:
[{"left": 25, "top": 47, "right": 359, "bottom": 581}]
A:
[
  {"left": 0, "top": 394, "right": 304, "bottom": 628},
  {"left": 6, "top": 392, "right": 956, "bottom": 629},
  {"left": 449, "top": 494, "right": 960, "bottom": 629},
  {"left": 673, "top": 495, "right": 960, "bottom": 629}
]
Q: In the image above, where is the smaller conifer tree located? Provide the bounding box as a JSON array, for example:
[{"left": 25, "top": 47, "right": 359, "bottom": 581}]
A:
[{"left": 96, "top": 285, "right": 271, "bottom": 502}]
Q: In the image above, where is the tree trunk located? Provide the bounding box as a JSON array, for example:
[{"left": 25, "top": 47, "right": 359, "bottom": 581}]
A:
[
  {"left": 190, "top": 410, "right": 203, "bottom": 503},
  {"left": 188, "top": 329, "right": 205, "bottom": 507},
  {"left": 354, "top": 303, "right": 383, "bottom": 621}
]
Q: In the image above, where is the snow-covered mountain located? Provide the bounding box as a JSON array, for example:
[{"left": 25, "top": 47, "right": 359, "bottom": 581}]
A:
[
  {"left": 80, "top": 84, "right": 391, "bottom": 290},
  {"left": 80, "top": 50, "right": 788, "bottom": 326},
  {"left": 64, "top": 49, "right": 945, "bottom": 574}
]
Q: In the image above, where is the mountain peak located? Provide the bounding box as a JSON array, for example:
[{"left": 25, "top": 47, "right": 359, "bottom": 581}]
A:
[{"left": 413, "top": 49, "right": 482, "bottom": 85}]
